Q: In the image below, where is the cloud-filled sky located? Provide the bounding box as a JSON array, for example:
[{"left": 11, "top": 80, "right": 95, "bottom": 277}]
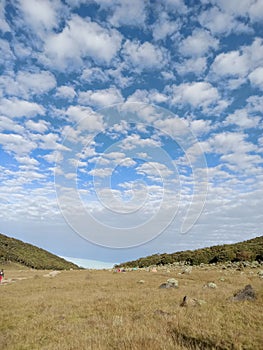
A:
[{"left": 0, "top": 0, "right": 262, "bottom": 267}]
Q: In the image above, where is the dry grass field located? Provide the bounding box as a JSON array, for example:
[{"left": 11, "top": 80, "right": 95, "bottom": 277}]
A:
[{"left": 0, "top": 264, "right": 262, "bottom": 350}]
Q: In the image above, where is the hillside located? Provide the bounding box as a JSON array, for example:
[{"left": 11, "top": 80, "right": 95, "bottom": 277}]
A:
[
  {"left": 0, "top": 233, "right": 79, "bottom": 270},
  {"left": 116, "top": 236, "right": 263, "bottom": 268}
]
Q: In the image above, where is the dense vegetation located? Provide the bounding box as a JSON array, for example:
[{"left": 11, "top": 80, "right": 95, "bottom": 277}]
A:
[
  {"left": 0, "top": 233, "right": 79, "bottom": 270},
  {"left": 116, "top": 236, "right": 263, "bottom": 268}
]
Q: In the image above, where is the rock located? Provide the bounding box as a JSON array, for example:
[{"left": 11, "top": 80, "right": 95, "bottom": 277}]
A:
[
  {"left": 159, "top": 278, "right": 179, "bottom": 289},
  {"left": 43, "top": 271, "right": 61, "bottom": 278},
  {"left": 167, "top": 278, "right": 179, "bottom": 287},
  {"left": 180, "top": 296, "right": 206, "bottom": 307},
  {"left": 204, "top": 282, "right": 217, "bottom": 289},
  {"left": 154, "top": 309, "right": 173, "bottom": 317},
  {"left": 182, "top": 266, "right": 192, "bottom": 274},
  {"left": 137, "top": 280, "right": 145, "bottom": 284},
  {"left": 257, "top": 270, "right": 263, "bottom": 278},
  {"left": 230, "top": 284, "right": 256, "bottom": 301}
]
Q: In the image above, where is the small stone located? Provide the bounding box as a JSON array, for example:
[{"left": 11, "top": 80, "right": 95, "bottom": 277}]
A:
[
  {"left": 204, "top": 282, "right": 217, "bottom": 289},
  {"left": 257, "top": 270, "right": 263, "bottom": 278},
  {"left": 137, "top": 280, "right": 145, "bottom": 284}
]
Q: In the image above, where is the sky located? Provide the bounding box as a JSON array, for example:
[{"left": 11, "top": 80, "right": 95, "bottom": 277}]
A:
[{"left": 0, "top": 0, "right": 263, "bottom": 268}]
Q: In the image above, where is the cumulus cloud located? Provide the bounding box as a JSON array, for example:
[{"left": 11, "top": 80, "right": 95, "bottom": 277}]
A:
[
  {"left": 122, "top": 40, "right": 167, "bottom": 71},
  {"left": 179, "top": 29, "right": 219, "bottom": 57},
  {"left": 42, "top": 15, "right": 122, "bottom": 69},
  {"left": 199, "top": 6, "right": 251, "bottom": 35},
  {"left": 78, "top": 87, "right": 124, "bottom": 108},
  {"left": 175, "top": 57, "right": 207, "bottom": 76},
  {"left": 0, "top": 1, "right": 11, "bottom": 32},
  {"left": 16, "top": 0, "right": 64, "bottom": 34},
  {"left": 151, "top": 12, "right": 180, "bottom": 41},
  {"left": 0, "top": 133, "right": 37, "bottom": 156},
  {"left": 107, "top": 0, "right": 147, "bottom": 28},
  {"left": 248, "top": 67, "right": 263, "bottom": 90},
  {"left": 25, "top": 119, "right": 50, "bottom": 133},
  {"left": 168, "top": 82, "right": 220, "bottom": 109},
  {"left": 66, "top": 105, "right": 104, "bottom": 132},
  {"left": 211, "top": 38, "right": 263, "bottom": 83},
  {"left": 211, "top": 50, "right": 249, "bottom": 77},
  {"left": 224, "top": 109, "right": 261, "bottom": 129},
  {"left": 56, "top": 86, "right": 76, "bottom": 100},
  {"left": 0, "top": 98, "right": 45, "bottom": 118}
]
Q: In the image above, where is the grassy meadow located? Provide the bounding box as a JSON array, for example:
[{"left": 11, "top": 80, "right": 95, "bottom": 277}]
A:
[{"left": 0, "top": 264, "right": 262, "bottom": 350}]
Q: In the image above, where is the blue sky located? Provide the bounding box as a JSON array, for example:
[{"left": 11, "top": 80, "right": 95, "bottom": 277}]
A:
[{"left": 0, "top": 0, "right": 263, "bottom": 268}]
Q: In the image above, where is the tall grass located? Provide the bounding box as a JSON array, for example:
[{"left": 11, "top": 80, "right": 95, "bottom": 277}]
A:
[{"left": 0, "top": 266, "right": 262, "bottom": 349}]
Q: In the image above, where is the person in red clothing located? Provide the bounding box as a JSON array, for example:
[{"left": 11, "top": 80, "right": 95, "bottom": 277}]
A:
[{"left": 0, "top": 269, "right": 4, "bottom": 283}]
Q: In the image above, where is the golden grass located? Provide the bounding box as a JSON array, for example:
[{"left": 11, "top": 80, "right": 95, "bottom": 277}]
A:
[{"left": 0, "top": 266, "right": 262, "bottom": 349}]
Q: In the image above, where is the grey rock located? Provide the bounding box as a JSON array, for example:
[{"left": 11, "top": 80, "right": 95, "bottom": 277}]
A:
[
  {"left": 204, "top": 282, "right": 217, "bottom": 289},
  {"left": 230, "top": 284, "right": 256, "bottom": 301},
  {"left": 159, "top": 278, "right": 179, "bottom": 289}
]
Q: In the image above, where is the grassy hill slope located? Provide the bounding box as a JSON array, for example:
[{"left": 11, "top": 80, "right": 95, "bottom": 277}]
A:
[
  {"left": 116, "top": 236, "right": 263, "bottom": 268},
  {"left": 0, "top": 233, "right": 79, "bottom": 270}
]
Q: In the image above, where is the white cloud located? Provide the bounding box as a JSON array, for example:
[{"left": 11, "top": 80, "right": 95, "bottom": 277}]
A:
[
  {"left": 0, "top": 133, "right": 37, "bottom": 155},
  {"left": 248, "top": 67, "right": 263, "bottom": 90},
  {"left": 215, "top": 0, "right": 263, "bottom": 23},
  {"left": 168, "top": 82, "right": 220, "bottom": 108},
  {"left": 199, "top": 6, "right": 251, "bottom": 35},
  {"left": 15, "top": 156, "right": 39, "bottom": 166},
  {"left": 66, "top": 105, "right": 104, "bottom": 132},
  {"left": 0, "top": 39, "right": 15, "bottom": 68},
  {"left": 81, "top": 67, "right": 109, "bottom": 84},
  {"left": 0, "top": 116, "right": 25, "bottom": 133},
  {"left": 224, "top": 109, "right": 261, "bottom": 129},
  {"left": 25, "top": 119, "right": 50, "bottom": 133},
  {"left": 122, "top": 40, "right": 167, "bottom": 71},
  {"left": 179, "top": 29, "right": 219, "bottom": 57},
  {"left": 78, "top": 87, "right": 124, "bottom": 108},
  {"left": 208, "top": 132, "right": 257, "bottom": 160},
  {"left": 161, "top": 0, "right": 188, "bottom": 14},
  {"left": 120, "top": 134, "right": 162, "bottom": 150},
  {"left": 56, "top": 85, "right": 76, "bottom": 100},
  {"left": 17, "top": 0, "right": 63, "bottom": 33},
  {"left": 211, "top": 50, "right": 249, "bottom": 77},
  {"left": 42, "top": 15, "right": 122, "bottom": 69},
  {"left": 0, "top": 70, "right": 56, "bottom": 99},
  {"left": 0, "top": 1, "right": 11, "bottom": 32},
  {"left": 107, "top": 0, "right": 147, "bottom": 28},
  {"left": 175, "top": 57, "right": 207, "bottom": 76},
  {"left": 152, "top": 13, "right": 180, "bottom": 41},
  {"left": 17, "top": 70, "right": 56, "bottom": 96},
  {"left": 137, "top": 161, "right": 173, "bottom": 179},
  {"left": 0, "top": 98, "right": 45, "bottom": 118},
  {"left": 211, "top": 38, "right": 263, "bottom": 85},
  {"left": 248, "top": 0, "right": 263, "bottom": 22},
  {"left": 189, "top": 119, "right": 212, "bottom": 136},
  {"left": 126, "top": 89, "right": 168, "bottom": 105},
  {"left": 154, "top": 117, "right": 189, "bottom": 138}
]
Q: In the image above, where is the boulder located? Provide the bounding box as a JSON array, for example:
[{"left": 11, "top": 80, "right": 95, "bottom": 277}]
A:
[
  {"left": 230, "top": 284, "right": 256, "bottom": 301},
  {"left": 159, "top": 278, "right": 179, "bottom": 289},
  {"left": 182, "top": 266, "right": 192, "bottom": 274},
  {"left": 180, "top": 296, "right": 206, "bottom": 307},
  {"left": 203, "top": 282, "right": 217, "bottom": 289}
]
